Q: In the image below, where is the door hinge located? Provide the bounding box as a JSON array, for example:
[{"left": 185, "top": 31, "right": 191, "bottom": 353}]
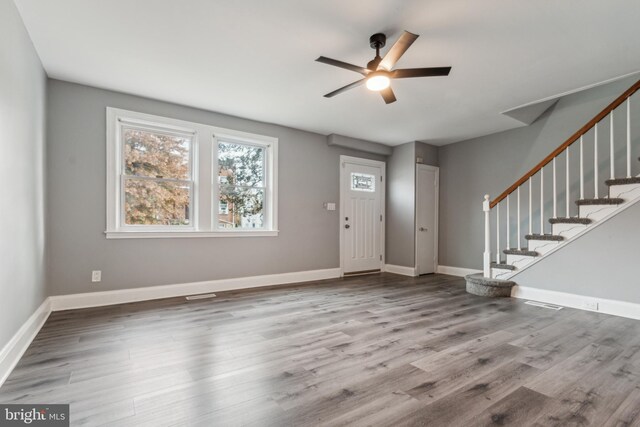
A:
[
  {"left": 380, "top": 214, "right": 383, "bottom": 222},
  {"left": 380, "top": 255, "right": 382, "bottom": 261},
  {"left": 380, "top": 175, "right": 383, "bottom": 182}
]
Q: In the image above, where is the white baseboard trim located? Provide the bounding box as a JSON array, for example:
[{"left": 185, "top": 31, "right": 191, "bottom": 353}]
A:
[
  {"left": 436, "top": 265, "right": 482, "bottom": 277},
  {"left": 384, "top": 264, "right": 417, "bottom": 277},
  {"left": 49, "top": 268, "right": 342, "bottom": 311},
  {"left": 0, "top": 299, "right": 52, "bottom": 388},
  {"left": 512, "top": 285, "right": 640, "bottom": 320}
]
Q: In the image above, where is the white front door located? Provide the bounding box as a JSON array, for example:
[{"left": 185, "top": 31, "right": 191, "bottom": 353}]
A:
[
  {"left": 416, "top": 165, "right": 439, "bottom": 275},
  {"left": 341, "top": 158, "right": 384, "bottom": 274}
]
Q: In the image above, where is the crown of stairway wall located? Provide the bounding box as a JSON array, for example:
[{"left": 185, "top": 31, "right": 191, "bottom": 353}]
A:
[{"left": 480, "top": 79, "right": 640, "bottom": 280}]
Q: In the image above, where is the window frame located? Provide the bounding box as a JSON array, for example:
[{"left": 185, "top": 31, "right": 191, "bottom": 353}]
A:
[{"left": 106, "top": 107, "right": 278, "bottom": 239}]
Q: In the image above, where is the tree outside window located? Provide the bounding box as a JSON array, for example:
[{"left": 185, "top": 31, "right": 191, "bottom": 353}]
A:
[
  {"left": 217, "top": 141, "right": 265, "bottom": 229},
  {"left": 122, "top": 128, "right": 192, "bottom": 226}
]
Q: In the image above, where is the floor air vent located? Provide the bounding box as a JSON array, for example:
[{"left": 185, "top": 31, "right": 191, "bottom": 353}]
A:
[
  {"left": 525, "top": 300, "right": 563, "bottom": 310},
  {"left": 186, "top": 293, "right": 217, "bottom": 301}
]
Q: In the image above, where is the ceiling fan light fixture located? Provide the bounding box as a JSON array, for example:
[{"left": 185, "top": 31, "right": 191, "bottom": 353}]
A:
[
  {"left": 316, "top": 30, "right": 451, "bottom": 103},
  {"left": 366, "top": 72, "right": 391, "bottom": 92}
]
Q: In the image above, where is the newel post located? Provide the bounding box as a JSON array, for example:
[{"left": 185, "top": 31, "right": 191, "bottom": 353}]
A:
[{"left": 483, "top": 194, "right": 491, "bottom": 278}]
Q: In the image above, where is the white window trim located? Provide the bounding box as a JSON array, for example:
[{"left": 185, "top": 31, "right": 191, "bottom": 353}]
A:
[{"left": 106, "top": 107, "right": 278, "bottom": 239}]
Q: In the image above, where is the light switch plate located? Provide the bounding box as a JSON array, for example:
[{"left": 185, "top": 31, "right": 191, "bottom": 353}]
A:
[
  {"left": 324, "top": 202, "right": 336, "bottom": 211},
  {"left": 92, "top": 270, "right": 102, "bottom": 282}
]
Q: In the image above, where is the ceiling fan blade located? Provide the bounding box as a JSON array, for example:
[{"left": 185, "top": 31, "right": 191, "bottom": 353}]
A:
[
  {"left": 391, "top": 67, "right": 452, "bottom": 78},
  {"left": 316, "top": 56, "right": 370, "bottom": 75},
  {"left": 380, "top": 87, "right": 397, "bottom": 104},
  {"left": 378, "top": 31, "right": 419, "bottom": 71},
  {"left": 323, "top": 79, "right": 366, "bottom": 98}
]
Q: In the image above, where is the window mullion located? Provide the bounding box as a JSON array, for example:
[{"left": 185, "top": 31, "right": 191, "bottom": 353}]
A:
[
  {"left": 211, "top": 135, "right": 220, "bottom": 231},
  {"left": 195, "top": 126, "right": 211, "bottom": 231}
]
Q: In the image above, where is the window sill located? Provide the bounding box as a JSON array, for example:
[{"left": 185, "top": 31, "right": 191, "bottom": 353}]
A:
[{"left": 104, "top": 230, "right": 279, "bottom": 239}]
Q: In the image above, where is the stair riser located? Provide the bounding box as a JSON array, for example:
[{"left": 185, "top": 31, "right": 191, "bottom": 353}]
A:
[
  {"left": 578, "top": 204, "right": 619, "bottom": 221},
  {"left": 609, "top": 183, "right": 640, "bottom": 199},
  {"left": 491, "top": 268, "right": 514, "bottom": 280},
  {"left": 528, "top": 239, "right": 560, "bottom": 255},
  {"left": 506, "top": 254, "right": 536, "bottom": 269},
  {"left": 551, "top": 223, "right": 588, "bottom": 240}
]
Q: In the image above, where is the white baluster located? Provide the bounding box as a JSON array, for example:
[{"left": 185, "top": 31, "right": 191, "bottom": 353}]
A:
[
  {"left": 540, "top": 168, "right": 544, "bottom": 234},
  {"left": 610, "top": 112, "right": 615, "bottom": 180},
  {"left": 594, "top": 123, "right": 599, "bottom": 199},
  {"left": 553, "top": 157, "right": 557, "bottom": 218},
  {"left": 566, "top": 148, "right": 570, "bottom": 217},
  {"left": 506, "top": 195, "right": 510, "bottom": 249},
  {"left": 580, "top": 135, "right": 584, "bottom": 200},
  {"left": 517, "top": 186, "right": 521, "bottom": 250},
  {"left": 529, "top": 178, "right": 532, "bottom": 234},
  {"left": 627, "top": 98, "right": 632, "bottom": 178},
  {"left": 483, "top": 195, "right": 491, "bottom": 278},
  {"left": 496, "top": 203, "right": 500, "bottom": 264}
]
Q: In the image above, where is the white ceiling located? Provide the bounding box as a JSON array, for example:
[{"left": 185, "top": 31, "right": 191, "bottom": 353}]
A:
[{"left": 13, "top": 0, "right": 640, "bottom": 146}]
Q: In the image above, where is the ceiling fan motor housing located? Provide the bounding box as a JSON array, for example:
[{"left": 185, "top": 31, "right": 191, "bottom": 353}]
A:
[
  {"left": 369, "top": 33, "right": 386, "bottom": 49},
  {"left": 367, "top": 33, "right": 386, "bottom": 70}
]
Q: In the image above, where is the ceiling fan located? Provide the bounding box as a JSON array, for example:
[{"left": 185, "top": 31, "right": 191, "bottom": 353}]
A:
[{"left": 316, "top": 31, "right": 451, "bottom": 104}]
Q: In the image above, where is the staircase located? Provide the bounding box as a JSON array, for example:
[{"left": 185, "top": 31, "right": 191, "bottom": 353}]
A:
[{"left": 467, "top": 79, "right": 640, "bottom": 295}]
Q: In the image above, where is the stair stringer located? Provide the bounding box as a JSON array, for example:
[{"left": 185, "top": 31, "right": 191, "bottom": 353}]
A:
[{"left": 493, "top": 180, "right": 640, "bottom": 281}]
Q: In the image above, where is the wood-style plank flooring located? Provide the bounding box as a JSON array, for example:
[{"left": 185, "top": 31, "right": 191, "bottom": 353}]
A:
[{"left": 1, "top": 273, "right": 639, "bottom": 426}]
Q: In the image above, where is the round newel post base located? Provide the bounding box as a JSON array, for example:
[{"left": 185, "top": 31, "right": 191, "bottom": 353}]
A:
[{"left": 465, "top": 273, "right": 515, "bottom": 297}]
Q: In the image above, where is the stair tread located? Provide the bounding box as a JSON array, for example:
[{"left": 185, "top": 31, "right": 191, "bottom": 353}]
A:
[
  {"left": 525, "top": 234, "right": 564, "bottom": 241},
  {"left": 491, "top": 262, "right": 516, "bottom": 271},
  {"left": 575, "top": 198, "right": 624, "bottom": 206},
  {"left": 605, "top": 177, "right": 640, "bottom": 186},
  {"left": 549, "top": 217, "right": 592, "bottom": 225},
  {"left": 503, "top": 248, "right": 539, "bottom": 256}
]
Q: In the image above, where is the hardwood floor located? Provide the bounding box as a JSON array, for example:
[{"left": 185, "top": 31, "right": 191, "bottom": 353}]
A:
[{"left": 1, "top": 273, "right": 639, "bottom": 426}]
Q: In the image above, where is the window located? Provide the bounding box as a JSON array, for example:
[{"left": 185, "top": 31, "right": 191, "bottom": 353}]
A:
[
  {"left": 351, "top": 172, "right": 376, "bottom": 192},
  {"left": 217, "top": 141, "right": 266, "bottom": 229},
  {"left": 219, "top": 201, "right": 229, "bottom": 215},
  {"left": 122, "top": 126, "right": 193, "bottom": 227},
  {"left": 106, "top": 108, "right": 278, "bottom": 238}
]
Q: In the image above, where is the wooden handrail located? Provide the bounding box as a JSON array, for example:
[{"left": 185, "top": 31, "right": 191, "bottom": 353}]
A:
[{"left": 490, "top": 78, "right": 640, "bottom": 208}]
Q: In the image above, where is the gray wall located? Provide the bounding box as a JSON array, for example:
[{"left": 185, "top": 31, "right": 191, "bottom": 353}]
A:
[
  {"left": 438, "top": 75, "right": 640, "bottom": 270},
  {"left": 46, "top": 80, "right": 385, "bottom": 296},
  {"left": 385, "top": 143, "right": 416, "bottom": 267},
  {"left": 515, "top": 201, "right": 640, "bottom": 304},
  {"left": 0, "top": 0, "right": 47, "bottom": 349},
  {"left": 385, "top": 141, "right": 439, "bottom": 268},
  {"left": 415, "top": 141, "right": 439, "bottom": 167}
]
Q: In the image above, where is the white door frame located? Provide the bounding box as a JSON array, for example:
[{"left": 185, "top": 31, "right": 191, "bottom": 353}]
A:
[
  {"left": 415, "top": 164, "right": 439, "bottom": 274},
  {"left": 339, "top": 155, "right": 386, "bottom": 276}
]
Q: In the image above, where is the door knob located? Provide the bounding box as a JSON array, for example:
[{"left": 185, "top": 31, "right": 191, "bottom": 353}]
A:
[
  {"left": 419, "top": 227, "right": 427, "bottom": 232},
  {"left": 345, "top": 224, "right": 350, "bottom": 229}
]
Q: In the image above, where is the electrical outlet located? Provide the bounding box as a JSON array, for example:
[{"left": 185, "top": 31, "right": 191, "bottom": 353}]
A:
[
  {"left": 583, "top": 301, "right": 598, "bottom": 311},
  {"left": 91, "top": 270, "right": 101, "bottom": 283}
]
